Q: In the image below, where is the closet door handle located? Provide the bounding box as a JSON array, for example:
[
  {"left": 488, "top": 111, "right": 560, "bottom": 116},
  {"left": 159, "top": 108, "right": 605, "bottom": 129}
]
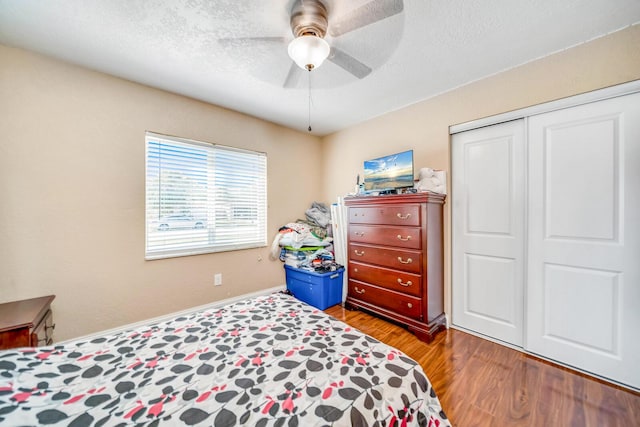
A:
[
  {"left": 354, "top": 287, "right": 366, "bottom": 294},
  {"left": 396, "top": 213, "right": 411, "bottom": 220},
  {"left": 397, "top": 234, "right": 411, "bottom": 241},
  {"left": 354, "top": 250, "right": 365, "bottom": 256},
  {"left": 397, "top": 257, "right": 412, "bottom": 264},
  {"left": 397, "top": 279, "right": 412, "bottom": 287}
]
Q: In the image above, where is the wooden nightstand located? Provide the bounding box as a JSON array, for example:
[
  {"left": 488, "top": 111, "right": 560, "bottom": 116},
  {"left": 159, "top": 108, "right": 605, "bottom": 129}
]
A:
[{"left": 0, "top": 295, "right": 56, "bottom": 350}]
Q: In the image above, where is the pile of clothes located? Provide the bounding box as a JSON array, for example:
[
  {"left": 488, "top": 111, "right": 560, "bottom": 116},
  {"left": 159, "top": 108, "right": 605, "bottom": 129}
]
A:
[{"left": 270, "top": 202, "right": 343, "bottom": 272}]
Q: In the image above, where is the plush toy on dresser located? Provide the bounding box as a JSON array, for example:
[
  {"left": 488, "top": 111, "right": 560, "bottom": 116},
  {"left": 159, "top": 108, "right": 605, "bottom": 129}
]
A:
[{"left": 415, "top": 167, "right": 446, "bottom": 194}]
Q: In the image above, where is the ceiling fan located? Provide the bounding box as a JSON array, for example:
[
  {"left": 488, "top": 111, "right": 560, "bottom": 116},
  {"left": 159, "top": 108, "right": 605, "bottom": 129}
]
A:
[{"left": 219, "top": 0, "right": 404, "bottom": 88}]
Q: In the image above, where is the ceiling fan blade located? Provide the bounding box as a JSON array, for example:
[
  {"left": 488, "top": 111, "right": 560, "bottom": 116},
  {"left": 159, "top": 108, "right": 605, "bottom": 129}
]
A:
[
  {"left": 218, "top": 36, "right": 287, "bottom": 46},
  {"left": 328, "top": 47, "right": 372, "bottom": 79},
  {"left": 329, "top": 0, "right": 404, "bottom": 37},
  {"left": 283, "top": 62, "right": 302, "bottom": 88}
]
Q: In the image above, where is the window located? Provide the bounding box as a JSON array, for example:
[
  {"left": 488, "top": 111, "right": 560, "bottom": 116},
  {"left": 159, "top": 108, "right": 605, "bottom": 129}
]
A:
[{"left": 145, "top": 132, "right": 267, "bottom": 259}]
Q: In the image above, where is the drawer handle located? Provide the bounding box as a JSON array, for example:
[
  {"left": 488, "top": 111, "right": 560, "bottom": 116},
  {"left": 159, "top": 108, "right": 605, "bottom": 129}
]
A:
[
  {"left": 354, "top": 231, "right": 365, "bottom": 237},
  {"left": 354, "top": 287, "right": 366, "bottom": 294},
  {"left": 407, "top": 303, "right": 413, "bottom": 309},
  {"left": 354, "top": 250, "right": 365, "bottom": 256},
  {"left": 397, "top": 279, "right": 412, "bottom": 287},
  {"left": 396, "top": 213, "right": 411, "bottom": 220},
  {"left": 397, "top": 234, "right": 411, "bottom": 241},
  {"left": 397, "top": 257, "right": 412, "bottom": 264}
]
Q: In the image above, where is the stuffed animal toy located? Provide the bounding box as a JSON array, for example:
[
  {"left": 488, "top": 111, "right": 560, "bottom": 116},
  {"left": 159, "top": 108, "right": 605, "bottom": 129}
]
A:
[{"left": 415, "top": 167, "right": 446, "bottom": 194}]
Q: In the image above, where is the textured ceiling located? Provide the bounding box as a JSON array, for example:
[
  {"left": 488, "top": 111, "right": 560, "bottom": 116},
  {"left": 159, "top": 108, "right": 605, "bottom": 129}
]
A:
[{"left": 1, "top": 0, "right": 639, "bottom": 135}]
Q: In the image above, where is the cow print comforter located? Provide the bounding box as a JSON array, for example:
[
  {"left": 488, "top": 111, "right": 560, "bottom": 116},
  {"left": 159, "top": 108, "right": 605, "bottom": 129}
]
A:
[{"left": 0, "top": 293, "right": 450, "bottom": 426}]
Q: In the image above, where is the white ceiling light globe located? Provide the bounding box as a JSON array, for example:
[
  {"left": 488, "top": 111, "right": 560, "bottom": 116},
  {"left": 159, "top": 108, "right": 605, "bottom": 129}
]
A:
[{"left": 288, "top": 35, "right": 330, "bottom": 70}]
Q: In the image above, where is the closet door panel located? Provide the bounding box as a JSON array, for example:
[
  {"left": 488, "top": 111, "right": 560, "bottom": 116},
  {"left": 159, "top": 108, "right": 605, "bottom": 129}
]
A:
[
  {"left": 452, "top": 120, "right": 525, "bottom": 346},
  {"left": 527, "top": 92, "right": 640, "bottom": 389}
]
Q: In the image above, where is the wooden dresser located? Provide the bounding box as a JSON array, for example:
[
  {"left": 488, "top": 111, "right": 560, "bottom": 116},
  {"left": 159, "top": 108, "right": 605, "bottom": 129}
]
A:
[
  {"left": 344, "top": 193, "right": 446, "bottom": 343},
  {"left": 0, "top": 295, "right": 56, "bottom": 350}
]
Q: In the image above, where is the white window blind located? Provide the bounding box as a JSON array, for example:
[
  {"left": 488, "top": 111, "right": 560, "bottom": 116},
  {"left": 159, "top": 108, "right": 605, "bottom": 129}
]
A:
[{"left": 145, "top": 132, "right": 267, "bottom": 259}]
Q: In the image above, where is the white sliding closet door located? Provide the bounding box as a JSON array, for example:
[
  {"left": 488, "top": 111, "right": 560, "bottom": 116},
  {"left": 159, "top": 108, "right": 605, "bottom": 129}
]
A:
[
  {"left": 526, "top": 92, "right": 640, "bottom": 388},
  {"left": 452, "top": 120, "right": 525, "bottom": 346}
]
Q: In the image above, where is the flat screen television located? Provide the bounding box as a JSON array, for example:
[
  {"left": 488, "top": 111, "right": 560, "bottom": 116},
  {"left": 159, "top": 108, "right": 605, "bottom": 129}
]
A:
[{"left": 363, "top": 149, "right": 414, "bottom": 192}]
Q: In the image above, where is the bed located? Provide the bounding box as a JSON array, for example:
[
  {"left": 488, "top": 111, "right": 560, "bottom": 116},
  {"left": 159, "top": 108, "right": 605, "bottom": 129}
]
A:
[{"left": 0, "top": 293, "right": 450, "bottom": 426}]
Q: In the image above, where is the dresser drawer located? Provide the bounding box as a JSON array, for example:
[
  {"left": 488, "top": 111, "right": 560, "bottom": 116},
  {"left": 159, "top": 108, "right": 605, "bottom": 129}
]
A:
[
  {"left": 349, "top": 204, "right": 421, "bottom": 226},
  {"left": 349, "top": 224, "right": 421, "bottom": 249},
  {"left": 349, "top": 261, "right": 422, "bottom": 297},
  {"left": 349, "top": 243, "right": 421, "bottom": 273},
  {"left": 348, "top": 280, "right": 422, "bottom": 320}
]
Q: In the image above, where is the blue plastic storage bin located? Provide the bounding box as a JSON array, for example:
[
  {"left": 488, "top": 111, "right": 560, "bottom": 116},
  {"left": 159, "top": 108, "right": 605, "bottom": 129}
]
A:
[{"left": 284, "top": 264, "right": 344, "bottom": 310}]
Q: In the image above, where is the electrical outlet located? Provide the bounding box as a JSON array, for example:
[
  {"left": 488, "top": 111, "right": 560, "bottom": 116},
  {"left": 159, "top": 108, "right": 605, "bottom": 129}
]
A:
[{"left": 214, "top": 273, "right": 222, "bottom": 286}]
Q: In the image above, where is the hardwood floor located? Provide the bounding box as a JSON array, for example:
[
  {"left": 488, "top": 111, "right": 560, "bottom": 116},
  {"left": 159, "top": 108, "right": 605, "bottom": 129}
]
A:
[{"left": 324, "top": 305, "right": 640, "bottom": 427}]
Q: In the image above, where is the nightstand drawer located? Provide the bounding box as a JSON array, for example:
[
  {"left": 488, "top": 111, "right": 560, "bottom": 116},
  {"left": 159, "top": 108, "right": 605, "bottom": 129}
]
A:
[
  {"left": 349, "top": 224, "right": 421, "bottom": 249},
  {"left": 349, "top": 243, "right": 421, "bottom": 273},
  {"left": 348, "top": 280, "right": 422, "bottom": 320},
  {"left": 349, "top": 204, "right": 421, "bottom": 226},
  {"left": 349, "top": 261, "right": 422, "bottom": 297}
]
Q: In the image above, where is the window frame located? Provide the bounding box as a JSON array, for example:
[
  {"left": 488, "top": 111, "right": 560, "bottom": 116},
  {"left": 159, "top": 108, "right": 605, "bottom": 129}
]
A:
[{"left": 144, "top": 131, "right": 268, "bottom": 260}]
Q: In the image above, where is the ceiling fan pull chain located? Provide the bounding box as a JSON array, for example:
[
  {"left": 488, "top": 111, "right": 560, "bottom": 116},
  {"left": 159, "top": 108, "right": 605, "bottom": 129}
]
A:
[{"left": 308, "top": 68, "right": 312, "bottom": 132}]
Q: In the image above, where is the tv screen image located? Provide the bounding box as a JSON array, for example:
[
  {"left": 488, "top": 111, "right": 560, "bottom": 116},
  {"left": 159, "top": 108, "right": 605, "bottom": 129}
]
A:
[{"left": 363, "top": 150, "right": 414, "bottom": 192}]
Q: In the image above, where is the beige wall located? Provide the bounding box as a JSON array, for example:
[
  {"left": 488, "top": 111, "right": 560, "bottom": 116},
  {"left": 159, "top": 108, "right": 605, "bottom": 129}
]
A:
[
  {"left": 0, "top": 45, "right": 323, "bottom": 341},
  {"left": 321, "top": 25, "right": 640, "bottom": 315}
]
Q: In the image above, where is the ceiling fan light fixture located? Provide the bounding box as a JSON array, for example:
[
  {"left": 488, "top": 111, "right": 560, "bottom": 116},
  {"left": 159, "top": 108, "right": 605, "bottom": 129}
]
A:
[{"left": 288, "top": 35, "right": 330, "bottom": 71}]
